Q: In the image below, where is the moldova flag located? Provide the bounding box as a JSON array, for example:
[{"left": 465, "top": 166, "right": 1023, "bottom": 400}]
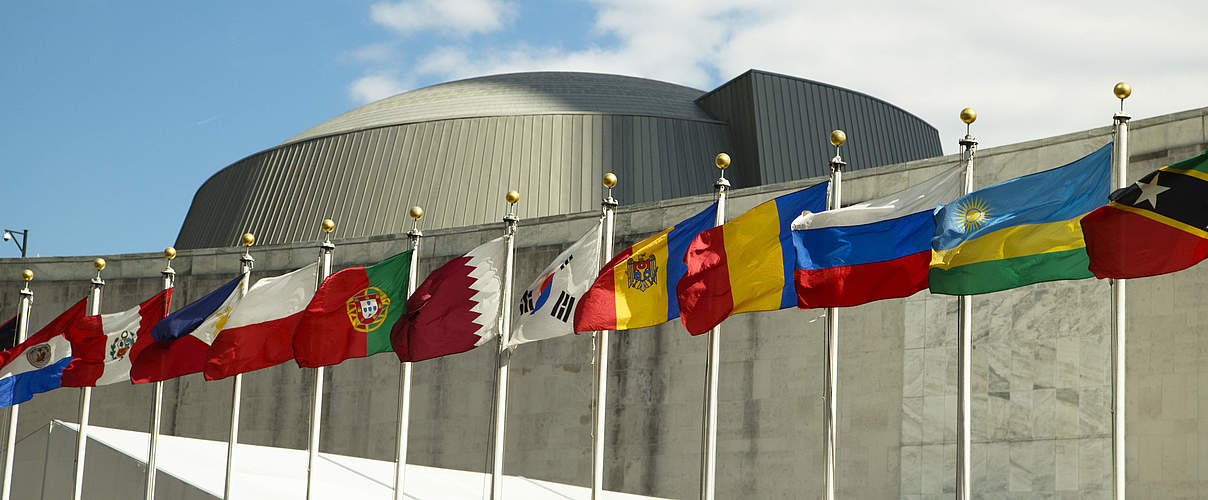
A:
[
  {"left": 574, "top": 203, "right": 717, "bottom": 332},
  {"left": 792, "top": 166, "right": 963, "bottom": 307},
  {"left": 1082, "top": 149, "right": 1208, "bottom": 278},
  {"left": 676, "top": 182, "right": 828, "bottom": 335},
  {"left": 930, "top": 143, "right": 1111, "bottom": 295}
]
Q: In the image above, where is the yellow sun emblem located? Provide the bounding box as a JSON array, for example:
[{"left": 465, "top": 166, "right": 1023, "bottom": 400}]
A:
[{"left": 954, "top": 197, "right": 991, "bottom": 232}]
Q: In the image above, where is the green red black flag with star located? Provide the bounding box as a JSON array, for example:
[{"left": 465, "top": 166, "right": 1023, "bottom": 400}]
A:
[{"left": 1081, "top": 149, "right": 1208, "bottom": 278}]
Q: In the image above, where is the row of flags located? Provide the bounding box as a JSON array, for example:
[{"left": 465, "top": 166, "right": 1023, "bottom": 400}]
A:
[{"left": 1, "top": 143, "right": 1206, "bottom": 413}]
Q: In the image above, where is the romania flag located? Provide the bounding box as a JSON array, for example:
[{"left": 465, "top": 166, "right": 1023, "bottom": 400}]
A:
[
  {"left": 929, "top": 143, "right": 1111, "bottom": 295},
  {"left": 676, "top": 183, "right": 829, "bottom": 335},
  {"left": 574, "top": 203, "right": 717, "bottom": 332},
  {"left": 1082, "top": 149, "right": 1208, "bottom": 278}
]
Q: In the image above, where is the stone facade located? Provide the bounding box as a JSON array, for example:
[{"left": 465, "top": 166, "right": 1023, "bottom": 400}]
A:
[{"left": 1, "top": 107, "right": 1207, "bottom": 498}]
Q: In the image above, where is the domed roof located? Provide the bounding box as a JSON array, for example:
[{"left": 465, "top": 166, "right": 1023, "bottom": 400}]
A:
[{"left": 284, "top": 72, "right": 718, "bottom": 144}]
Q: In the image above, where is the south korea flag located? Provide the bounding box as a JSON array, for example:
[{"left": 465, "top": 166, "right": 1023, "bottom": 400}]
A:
[{"left": 509, "top": 221, "right": 602, "bottom": 347}]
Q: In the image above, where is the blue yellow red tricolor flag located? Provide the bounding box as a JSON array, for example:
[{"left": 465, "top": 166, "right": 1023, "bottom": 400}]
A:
[
  {"left": 675, "top": 183, "right": 828, "bottom": 334},
  {"left": 574, "top": 203, "right": 718, "bottom": 332}
]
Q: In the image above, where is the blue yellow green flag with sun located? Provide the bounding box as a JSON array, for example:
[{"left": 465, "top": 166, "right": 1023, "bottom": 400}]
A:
[{"left": 929, "top": 143, "right": 1112, "bottom": 295}]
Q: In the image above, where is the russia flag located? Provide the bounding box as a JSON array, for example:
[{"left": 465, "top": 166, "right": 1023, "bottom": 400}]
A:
[{"left": 791, "top": 167, "right": 963, "bottom": 308}]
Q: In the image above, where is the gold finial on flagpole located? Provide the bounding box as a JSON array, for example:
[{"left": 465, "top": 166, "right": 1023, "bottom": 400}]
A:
[
  {"left": 409, "top": 206, "right": 423, "bottom": 220},
  {"left": 829, "top": 129, "right": 846, "bottom": 161},
  {"left": 22, "top": 269, "right": 32, "bottom": 282},
  {"left": 242, "top": 232, "right": 255, "bottom": 258},
  {"left": 164, "top": 247, "right": 176, "bottom": 260},
  {"left": 321, "top": 219, "right": 335, "bottom": 233},
  {"left": 603, "top": 173, "right": 617, "bottom": 189},
  {"left": 93, "top": 258, "right": 106, "bottom": 271},
  {"left": 960, "top": 107, "right": 977, "bottom": 137},
  {"left": 715, "top": 153, "right": 730, "bottom": 170},
  {"left": 1114, "top": 82, "right": 1131, "bottom": 112},
  {"left": 506, "top": 190, "right": 520, "bottom": 205}
]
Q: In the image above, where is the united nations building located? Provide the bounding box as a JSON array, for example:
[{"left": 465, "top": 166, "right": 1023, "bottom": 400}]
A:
[{"left": 1, "top": 70, "right": 1205, "bottom": 499}]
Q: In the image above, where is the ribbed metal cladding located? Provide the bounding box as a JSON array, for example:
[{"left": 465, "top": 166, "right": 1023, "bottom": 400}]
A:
[
  {"left": 697, "top": 70, "right": 942, "bottom": 183},
  {"left": 175, "top": 113, "right": 731, "bottom": 249},
  {"left": 177, "top": 71, "right": 942, "bottom": 248}
]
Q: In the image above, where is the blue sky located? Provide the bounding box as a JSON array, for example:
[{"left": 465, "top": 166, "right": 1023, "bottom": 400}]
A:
[{"left": 2, "top": 1, "right": 1205, "bottom": 257}]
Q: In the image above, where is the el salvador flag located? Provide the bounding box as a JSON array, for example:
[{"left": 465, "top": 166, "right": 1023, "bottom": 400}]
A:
[{"left": 0, "top": 298, "right": 89, "bottom": 408}]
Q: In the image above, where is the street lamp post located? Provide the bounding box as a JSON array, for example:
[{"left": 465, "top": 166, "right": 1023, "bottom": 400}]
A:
[{"left": 2, "top": 229, "right": 27, "bottom": 258}]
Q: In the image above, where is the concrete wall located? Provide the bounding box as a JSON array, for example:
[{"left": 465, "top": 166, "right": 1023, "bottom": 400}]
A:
[{"left": 1, "top": 107, "right": 1207, "bottom": 499}]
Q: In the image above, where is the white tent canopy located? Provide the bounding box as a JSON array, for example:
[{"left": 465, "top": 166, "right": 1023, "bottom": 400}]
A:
[{"left": 15, "top": 420, "right": 668, "bottom": 500}]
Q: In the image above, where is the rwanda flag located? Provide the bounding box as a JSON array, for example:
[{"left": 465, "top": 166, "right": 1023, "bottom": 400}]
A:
[
  {"left": 929, "top": 143, "right": 1112, "bottom": 295},
  {"left": 1082, "top": 149, "right": 1208, "bottom": 278}
]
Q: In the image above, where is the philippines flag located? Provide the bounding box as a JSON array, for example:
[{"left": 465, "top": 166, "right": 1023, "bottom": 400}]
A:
[
  {"left": 791, "top": 166, "right": 963, "bottom": 308},
  {"left": 130, "top": 275, "right": 244, "bottom": 384},
  {"left": 61, "top": 289, "right": 172, "bottom": 387},
  {"left": 0, "top": 299, "right": 89, "bottom": 407}
]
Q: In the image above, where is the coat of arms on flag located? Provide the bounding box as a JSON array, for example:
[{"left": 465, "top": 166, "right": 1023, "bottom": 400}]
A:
[
  {"left": 346, "top": 287, "right": 390, "bottom": 333},
  {"left": 627, "top": 254, "right": 657, "bottom": 291},
  {"left": 108, "top": 330, "right": 136, "bottom": 361}
]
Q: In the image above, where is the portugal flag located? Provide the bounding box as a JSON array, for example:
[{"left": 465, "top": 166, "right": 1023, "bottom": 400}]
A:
[
  {"left": 292, "top": 251, "right": 412, "bottom": 368},
  {"left": 1082, "top": 149, "right": 1208, "bottom": 278}
]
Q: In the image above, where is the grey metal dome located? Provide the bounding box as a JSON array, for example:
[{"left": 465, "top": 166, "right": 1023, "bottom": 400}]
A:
[{"left": 175, "top": 71, "right": 941, "bottom": 249}]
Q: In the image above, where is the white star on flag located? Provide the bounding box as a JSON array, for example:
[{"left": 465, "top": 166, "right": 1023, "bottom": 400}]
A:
[{"left": 1133, "top": 173, "right": 1170, "bottom": 209}]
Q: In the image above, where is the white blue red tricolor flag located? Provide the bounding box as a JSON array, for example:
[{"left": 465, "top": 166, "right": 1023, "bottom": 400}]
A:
[{"left": 791, "top": 166, "right": 963, "bottom": 308}]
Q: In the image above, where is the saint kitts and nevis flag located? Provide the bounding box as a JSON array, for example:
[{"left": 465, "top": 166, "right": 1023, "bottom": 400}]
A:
[
  {"left": 675, "top": 182, "right": 828, "bottom": 335},
  {"left": 791, "top": 166, "right": 964, "bottom": 307},
  {"left": 574, "top": 203, "right": 717, "bottom": 332},
  {"left": 1082, "top": 149, "right": 1208, "bottom": 278},
  {"left": 929, "top": 143, "right": 1112, "bottom": 295}
]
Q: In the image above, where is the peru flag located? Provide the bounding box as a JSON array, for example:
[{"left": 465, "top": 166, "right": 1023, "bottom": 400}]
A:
[
  {"left": 204, "top": 263, "right": 318, "bottom": 380},
  {"left": 61, "top": 289, "right": 171, "bottom": 387},
  {"left": 391, "top": 235, "right": 507, "bottom": 362}
]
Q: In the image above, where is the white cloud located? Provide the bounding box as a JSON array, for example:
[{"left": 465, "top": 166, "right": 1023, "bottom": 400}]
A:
[
  {"left": 354, "top": 0, "right": 1208, "bottom": 154},
  {"left": 370, "top": 0, "right": 515, "bottom": 35},
  {"left": 349, "top": 74, "right": 409, "bottom": 103}
]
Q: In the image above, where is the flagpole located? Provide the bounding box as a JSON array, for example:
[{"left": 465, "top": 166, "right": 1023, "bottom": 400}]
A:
[
  {"left": 145, "top": 248, "right": 176, "bottom": 500},
  {"left": 394, "top": 206, "right": 423, "bottom": 500},
  {"left": 956, "top": 108, "right": 977, "bottom": 500},
  {"left": 591, "top": 174, "right": 618, "bottom": 500},
  {"left": 0, "top": 270, "right": 34, "bottom": 500},
  {"left": 305, "top": 220, "right": 336, "bottom": 500},
  {"left": 224, "top": 233, "right": 255, "bottom": 500},
  {"left": 700, "top": 153, "right": 730, "bottom": 500},
  {"left": 822, "top": 131, "right": 846, "bottom": 500},
  {"left": 1110, "top": 82, "right": 1132, "bottom": 500},
  {"left": 72, "top": 258, "right": 106, "bottom": 500},
  {"left": 490, "top": 190, "right": 520, "bottom": 500}
]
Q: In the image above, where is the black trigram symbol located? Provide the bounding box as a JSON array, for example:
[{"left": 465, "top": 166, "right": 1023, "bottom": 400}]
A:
[
  {"left": 519, "top": 290, "right": 534, "bottom": 315},
  {"left": 550, "top": 291, "right": 575, "bottom": 323}
]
